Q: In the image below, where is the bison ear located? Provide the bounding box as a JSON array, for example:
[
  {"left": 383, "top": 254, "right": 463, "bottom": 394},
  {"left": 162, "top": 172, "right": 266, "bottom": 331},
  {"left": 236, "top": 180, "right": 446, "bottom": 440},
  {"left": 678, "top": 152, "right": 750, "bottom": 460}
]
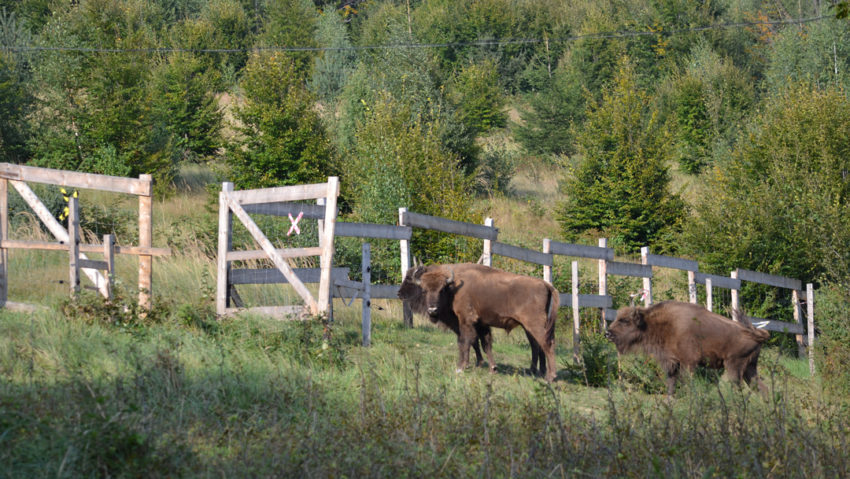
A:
[{"left": 631, "top": 308, "right": 647, "bottom": 329}]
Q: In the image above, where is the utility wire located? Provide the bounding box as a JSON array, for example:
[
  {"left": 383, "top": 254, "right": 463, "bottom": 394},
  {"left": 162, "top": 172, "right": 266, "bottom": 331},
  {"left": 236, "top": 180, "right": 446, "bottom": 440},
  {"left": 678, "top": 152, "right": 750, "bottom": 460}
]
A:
[{"left": 1, "top": 14, "right": 833, "bottom": 54}]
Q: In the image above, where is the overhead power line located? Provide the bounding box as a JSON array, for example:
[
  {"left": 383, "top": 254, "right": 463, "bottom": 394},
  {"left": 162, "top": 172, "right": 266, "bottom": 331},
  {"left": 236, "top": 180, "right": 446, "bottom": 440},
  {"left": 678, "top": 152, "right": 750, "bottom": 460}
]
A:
[{"left": 1, "top": 14, "right": 832, "bottom": 54}]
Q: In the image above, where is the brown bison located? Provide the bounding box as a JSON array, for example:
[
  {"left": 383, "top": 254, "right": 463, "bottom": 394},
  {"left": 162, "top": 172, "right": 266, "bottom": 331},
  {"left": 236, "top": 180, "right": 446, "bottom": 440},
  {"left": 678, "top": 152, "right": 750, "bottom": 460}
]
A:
[
  {"left": 605, "top": 301, "right": 770, "bottom": 395},
  {"left": 399, "top": 263, "right": 549, "bottom": 375},
  {"left": 398, "top": 263, "right": 559, "bottom": 382}
]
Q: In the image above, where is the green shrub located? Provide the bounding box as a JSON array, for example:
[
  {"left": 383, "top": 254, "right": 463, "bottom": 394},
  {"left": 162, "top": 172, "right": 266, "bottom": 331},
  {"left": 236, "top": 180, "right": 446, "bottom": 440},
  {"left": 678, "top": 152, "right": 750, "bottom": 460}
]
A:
[{"left": 814, "top": 282, "right": 850, "bottom": 398}]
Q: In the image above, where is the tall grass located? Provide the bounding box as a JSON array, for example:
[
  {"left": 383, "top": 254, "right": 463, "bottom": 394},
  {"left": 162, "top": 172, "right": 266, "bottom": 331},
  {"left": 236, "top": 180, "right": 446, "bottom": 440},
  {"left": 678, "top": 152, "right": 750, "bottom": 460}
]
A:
[{"left": 1, "top": 305, "right": 847, "bottom": 478}]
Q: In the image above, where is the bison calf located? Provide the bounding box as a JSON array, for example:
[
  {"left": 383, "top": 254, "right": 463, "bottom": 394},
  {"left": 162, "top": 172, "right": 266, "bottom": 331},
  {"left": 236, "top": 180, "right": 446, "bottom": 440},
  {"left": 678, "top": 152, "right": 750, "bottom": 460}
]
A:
[{"left": 605, "top": 301, "right": 770, "bottom": 395}]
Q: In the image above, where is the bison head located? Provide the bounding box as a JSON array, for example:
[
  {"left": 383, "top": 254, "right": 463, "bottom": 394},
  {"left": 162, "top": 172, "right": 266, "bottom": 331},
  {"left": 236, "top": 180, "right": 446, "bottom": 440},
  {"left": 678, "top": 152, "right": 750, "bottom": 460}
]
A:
[
  {"left": 398, "top": 265, "right": 430, "bottom": 316},
  {"left": 417, "top": 268, "right": 458, "bottom": 320},
  {"left": 605, "top": 306, "right": 647, "bottom": 353}
]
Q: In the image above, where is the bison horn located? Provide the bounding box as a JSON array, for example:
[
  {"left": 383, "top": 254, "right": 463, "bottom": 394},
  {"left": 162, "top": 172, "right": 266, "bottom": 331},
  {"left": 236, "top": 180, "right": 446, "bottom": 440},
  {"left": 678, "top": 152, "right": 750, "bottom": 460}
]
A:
[{"left": 446, "top": 268, "right": 454, "bottom": 285}]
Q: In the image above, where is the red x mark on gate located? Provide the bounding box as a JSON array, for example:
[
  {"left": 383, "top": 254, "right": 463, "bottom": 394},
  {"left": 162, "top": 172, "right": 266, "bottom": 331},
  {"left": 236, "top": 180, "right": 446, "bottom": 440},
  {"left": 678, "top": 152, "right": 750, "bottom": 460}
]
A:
[{"left": 287, "top": 211, "right": 303, "bottom": 236}]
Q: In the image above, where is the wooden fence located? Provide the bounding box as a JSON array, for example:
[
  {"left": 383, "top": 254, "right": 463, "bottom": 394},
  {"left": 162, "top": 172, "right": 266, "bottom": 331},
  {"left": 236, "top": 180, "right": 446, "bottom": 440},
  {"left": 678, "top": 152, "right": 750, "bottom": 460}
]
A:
[
  {"left": 0, "top": 163, "right": 170, "bottom": 311},
  {"left": 213, "top": 188, "right": 816, "bottom": 373}
]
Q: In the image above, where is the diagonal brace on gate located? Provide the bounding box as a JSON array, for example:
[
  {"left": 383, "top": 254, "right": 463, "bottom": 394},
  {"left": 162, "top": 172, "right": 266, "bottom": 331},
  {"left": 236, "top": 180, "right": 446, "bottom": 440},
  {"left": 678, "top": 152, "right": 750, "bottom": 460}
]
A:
[{"left": 224, "top": 195, "right": 319, "bottom": 314}]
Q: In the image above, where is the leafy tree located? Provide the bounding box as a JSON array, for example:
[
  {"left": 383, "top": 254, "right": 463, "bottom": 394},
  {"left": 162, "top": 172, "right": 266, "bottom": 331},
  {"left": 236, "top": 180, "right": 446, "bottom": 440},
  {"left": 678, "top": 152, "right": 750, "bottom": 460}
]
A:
[
  {"left": 225, "top": 52, "right": 333, "bottom": 189},
  {"left": 515, "top": 6, "right": 624, "bottom": 158},
  {"left": 176, "top": 0, "right": 251, "bottom": 85},
  {"left": 412, "top": 0, "right": 573, "bottom": 93},
  {"left": 446, "top": 59, "right": 507, "bottom": 137},
  {"left": 764, "top": 20, "right": 850, "bottom": 93},
  {"left": 557, "top": 58, "right": 685, "bottom": 251},
  {"left": 309, "top": 8, "right": 355, "bottom": 102},
  {"left": 255, "top": 0, "right": 318, "bottom": 76},
  {"left": 681, "top": 82, "right": 850, "bottom": 284},
  {"left": 335, "top": 2, "right": 477, "bottom": 170},
  {"left": 149, "top": 53, "right": 223, "bottom": 164},
  {"left": 0, "top": 53, "right": 32, "bottom": 163},
  {"left": 661, "top": 42, "right": 754, "bottom": 174},
  {"left": 514, "top": 50, "right": 587, "bottom": 157},
  {"left": 29, "top": 0, "right": 177, "bottom": 187},
  {"left": 344, "top": 93, "right": 477, "bottom": 265}
]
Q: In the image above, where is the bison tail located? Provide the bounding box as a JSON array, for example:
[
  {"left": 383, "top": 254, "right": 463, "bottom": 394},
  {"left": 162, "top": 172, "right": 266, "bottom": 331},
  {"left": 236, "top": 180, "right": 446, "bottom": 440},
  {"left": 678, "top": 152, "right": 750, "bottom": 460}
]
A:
[
  {"left": 736, "top": 308, "right": 771, "bottom": 343},
  {"left": 546, "top": 285, "right": 559, "bottom": 345},
  {"left": 750, "top": 328, "right": 771, "bottom": 343}
]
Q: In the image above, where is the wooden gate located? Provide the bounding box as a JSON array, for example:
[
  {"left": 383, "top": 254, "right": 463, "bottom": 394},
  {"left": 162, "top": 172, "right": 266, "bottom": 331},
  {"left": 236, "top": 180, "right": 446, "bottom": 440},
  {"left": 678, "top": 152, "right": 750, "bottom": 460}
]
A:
[
  {"left": 216, "top": 178, "right": 339, "bottom": 318},
  {"left": 0, "top": 163, "right": 169, "bottom": 311}
]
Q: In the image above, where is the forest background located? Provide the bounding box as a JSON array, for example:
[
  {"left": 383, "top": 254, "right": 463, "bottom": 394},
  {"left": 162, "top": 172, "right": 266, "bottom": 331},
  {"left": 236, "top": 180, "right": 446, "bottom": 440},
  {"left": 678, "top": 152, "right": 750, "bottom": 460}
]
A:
[
  {"left": 2, "top": 0, "right": 850, "bottom": 476},
  {"left": 2, "top": 0, "right": 850, "bottom": 373}
]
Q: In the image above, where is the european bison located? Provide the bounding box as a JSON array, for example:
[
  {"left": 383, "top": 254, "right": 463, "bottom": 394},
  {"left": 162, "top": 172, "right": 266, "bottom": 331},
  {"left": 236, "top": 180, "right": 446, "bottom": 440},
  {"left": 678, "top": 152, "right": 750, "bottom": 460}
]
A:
[
  {"left": 399, "top": 263, "right": 548, "bottom": 375},
  {"left": 398, "top": 263, "right": 559, "bottom": 382},
  {"left": 605, "top": 301, "right": 770, "bottom": 395}
]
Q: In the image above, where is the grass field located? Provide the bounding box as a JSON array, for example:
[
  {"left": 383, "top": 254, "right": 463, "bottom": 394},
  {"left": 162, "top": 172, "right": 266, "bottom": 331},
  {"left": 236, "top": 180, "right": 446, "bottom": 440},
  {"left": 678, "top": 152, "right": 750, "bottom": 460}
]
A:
[
  {"left": 1, "top": 166, "right": 848, "bottom": 477},
  {"left": 2, "top": 302, "right": 847, "bottom": 478}
]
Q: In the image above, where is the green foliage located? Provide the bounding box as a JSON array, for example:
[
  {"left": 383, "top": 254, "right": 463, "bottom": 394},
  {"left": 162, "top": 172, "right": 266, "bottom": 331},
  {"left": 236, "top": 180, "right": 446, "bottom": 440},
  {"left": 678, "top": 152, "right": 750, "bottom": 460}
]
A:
[
  {"left": 60, "top": 286, "right": 172, "bottom": 330},
  {"left": 225, "top": 52, "right": 334, "bottom": 189},
  {"left": 411, "top": 0, "right": 573, "bottom": 93},
  {"left": 680, "top": 82, "right": 850, "bottom": 285},
  {"left": 670, "top": 75, "right": 711, "bottom": 174},
  {"left": 813, "top": 283, "right": 850, "bottom": 398},
  {"left": 309, "top": 9, "right": 355, "bottom": 102},
  {"left": 0, "top": 52, "right": 32, "bottom": 163},
  {"left": 149, "top": 53, "right": 224, "bottom": 164},
  {"left": 557, "top": 57, "right": 686, "bottom": 251},
  {"left": 255, "top": 0, "right": 318, "bottom": 76},
  {"left": 514, "top": 55, "right": 586, "bottom": 157},
  {"left": 446, "top": 59, "right": 507, "bottom": 137},
  {"left": 27, "top": 0, "right": 180, "bottom": 189},
  {"left": 764, "top": 20, "right": 850, "bottom": 93},
  {"left": 578, "top": 331, "right": 618, "bottom": 387},
  {"left": 661, "top": 42, "right": 755, "bottom": 174},
  {"left": 334, "top": 2, "right": 478, "bottom": 172},
  {"left": 342, "top": 94, "right": 478, "bottom": 264}
]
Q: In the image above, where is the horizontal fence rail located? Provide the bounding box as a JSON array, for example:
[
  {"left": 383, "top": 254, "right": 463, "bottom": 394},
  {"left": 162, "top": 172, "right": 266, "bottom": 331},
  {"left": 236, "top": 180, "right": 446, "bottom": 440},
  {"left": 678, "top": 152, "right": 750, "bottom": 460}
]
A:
[
  {"left": 492, "top": 242, "right": 552, "bottom": 266},
  {"left": 401, "top": 211, "right": 498, "bottom": 240}
]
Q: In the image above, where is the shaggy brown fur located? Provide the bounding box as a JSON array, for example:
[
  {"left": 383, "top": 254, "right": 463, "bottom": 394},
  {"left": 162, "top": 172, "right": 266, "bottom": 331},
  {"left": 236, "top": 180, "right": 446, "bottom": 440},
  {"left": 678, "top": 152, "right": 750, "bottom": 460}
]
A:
[
  {"left": 606, "top": 301, "right": 771, "bottom": 395},
  {"left": 398, "top": 263, "right": 559, "bottom": 382}
]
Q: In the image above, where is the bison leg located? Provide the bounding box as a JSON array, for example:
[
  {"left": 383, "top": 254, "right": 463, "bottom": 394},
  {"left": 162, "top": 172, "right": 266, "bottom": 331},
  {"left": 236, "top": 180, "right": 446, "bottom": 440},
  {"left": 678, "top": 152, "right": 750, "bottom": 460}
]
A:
[
  {"left": 664, "top": 362, "right": 681, "bottom": 396},
  {"left": 524, "top": 327, "right": 557, "bottom": 383},
  {"left": 739, "top": 355, "right": 768, "bottom": 397},
  {"left": 524, "top": 330, "right": 543, "bottom": 377},
  {"left": 471, "top": 336, "right": 484, "bottom": 367},
  {"left": 455, "top": 323, "right": 478, "bottom": 373},
  {"left": 475, "top": 324, "right": 496, "bottom": 372}
]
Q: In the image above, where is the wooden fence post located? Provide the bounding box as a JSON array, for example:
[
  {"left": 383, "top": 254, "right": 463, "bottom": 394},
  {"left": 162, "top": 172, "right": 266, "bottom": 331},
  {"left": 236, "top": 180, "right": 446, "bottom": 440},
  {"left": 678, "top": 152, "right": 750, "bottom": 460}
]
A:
[
  {"left": 640, "top": 247, "right": 652, "bottom": 306},
  {"left": 688, "top": 270, "right": 697, "bottom": 304},
  {"left": 216, "top": 182, "right": 234, "bottom": 316},
  {"left": 399, "top": 207, "right": 412, "bottom": 327},
  {"left": 542, "top": 239, "right": 552, "bottom": 284},
  {"left": 68, "top": 196, "right": 80, "bottom": 298},
  {"left": 482, "top": 217, "right": 493, "bottom": 266},
  {"left": 598, "top": 238, "right": 608, "bottom": 330},
  {"left": 138, "top": 174, "right": 153, "bottom": 310},
  {"left": 362, "top": 242, "right": 371, "bottom": 347},
  {"left": 317, "top": 177, "right": 339, "bottom": 316},
  {"left": 807, "top": 283, "right": 815, "bottom": 375},
  {"left": 705, "top": 278, "right": 713, "bottom": 312},
  {"left": 793, "top": 289, "right": 804, "bottom": 358},
  {"left": 104, "top": 234, "right": 114, "bottom": 300},
  {"left": 0, "top": 178, "right": 7, "bottom": 306},
  {"left": 572, "top": 260, "right": 580, "bottom": 362},
  {"left": 730, "top": 269, "right": 740, "bottom": 321}
]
